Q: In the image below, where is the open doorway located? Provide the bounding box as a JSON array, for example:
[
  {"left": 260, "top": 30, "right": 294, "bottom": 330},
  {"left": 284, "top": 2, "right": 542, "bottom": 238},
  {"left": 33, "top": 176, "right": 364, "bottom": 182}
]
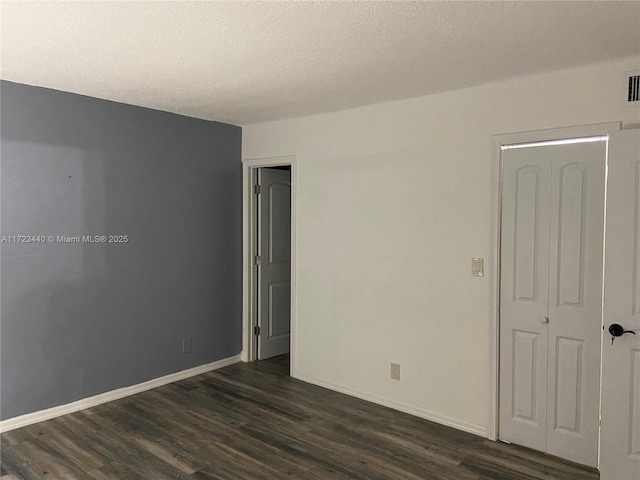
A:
[{"left": 242, "top": 156, "right": 297, "bottom": 375}]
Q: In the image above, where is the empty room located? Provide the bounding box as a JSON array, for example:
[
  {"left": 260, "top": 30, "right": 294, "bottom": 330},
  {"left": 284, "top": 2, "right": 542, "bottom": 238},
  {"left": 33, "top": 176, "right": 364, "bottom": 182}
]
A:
[{"left": 1, "top": 1, "right": 640, "bottom": 479}]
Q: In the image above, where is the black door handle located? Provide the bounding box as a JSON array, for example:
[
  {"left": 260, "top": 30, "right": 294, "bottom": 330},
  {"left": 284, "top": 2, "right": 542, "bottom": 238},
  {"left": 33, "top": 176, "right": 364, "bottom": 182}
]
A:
[{"left": 608, "top": 323, "right": 637, "bottom": 337}]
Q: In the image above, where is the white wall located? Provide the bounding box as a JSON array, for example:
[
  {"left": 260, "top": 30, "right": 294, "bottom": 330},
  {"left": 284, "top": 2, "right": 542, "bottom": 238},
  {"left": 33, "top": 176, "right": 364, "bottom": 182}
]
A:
[{"left": 242, "top": 57, "right": 640, "bottom": 436}]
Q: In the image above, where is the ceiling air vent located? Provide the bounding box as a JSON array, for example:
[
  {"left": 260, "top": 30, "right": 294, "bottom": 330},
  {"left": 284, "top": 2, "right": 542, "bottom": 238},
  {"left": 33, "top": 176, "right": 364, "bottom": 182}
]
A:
[{"left": 628, "top": 74, "right": 640, "bottom": 102}]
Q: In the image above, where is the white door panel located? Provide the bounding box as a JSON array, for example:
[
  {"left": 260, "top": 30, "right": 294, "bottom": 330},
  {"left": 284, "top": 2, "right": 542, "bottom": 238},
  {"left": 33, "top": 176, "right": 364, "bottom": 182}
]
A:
[
  {"left": 547, "top": 143, "right": 605, "bottom": 467},
  {"left": 601, "top": 129, "right": 640, "bottom": 480},
  {"left": 500, "top": 149, "right": 551, "bottom": 451}
]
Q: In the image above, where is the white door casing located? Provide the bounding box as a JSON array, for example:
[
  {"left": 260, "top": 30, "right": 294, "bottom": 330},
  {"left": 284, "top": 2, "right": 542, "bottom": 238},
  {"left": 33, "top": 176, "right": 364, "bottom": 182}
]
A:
[
  {"left": 258, "top": 168, "right": 292, "bottom": 360},
  {"left": 499, "top": 140, "right": 606, "bottom": 467},
  {"left": 600, "top": 129, "right": 640, "bottom": 480}
]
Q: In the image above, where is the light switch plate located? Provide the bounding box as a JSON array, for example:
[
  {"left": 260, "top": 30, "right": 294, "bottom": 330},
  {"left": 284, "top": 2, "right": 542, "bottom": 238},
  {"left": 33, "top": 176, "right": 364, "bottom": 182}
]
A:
[{"left": 471, "top": 257, "right": 484, "bottom": 277}]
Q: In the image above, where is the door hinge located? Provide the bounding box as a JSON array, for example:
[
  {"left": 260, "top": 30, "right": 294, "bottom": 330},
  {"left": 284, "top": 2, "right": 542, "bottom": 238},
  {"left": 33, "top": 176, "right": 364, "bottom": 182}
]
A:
[
  {"left": 254, "top": 325, "right": 261, "bottom": 336},
  {"left": 254, "top": 184, "right": 261, "bottom": 194},
  {"left": 254, "top": 255, "right": 261, "bottom": 266}
]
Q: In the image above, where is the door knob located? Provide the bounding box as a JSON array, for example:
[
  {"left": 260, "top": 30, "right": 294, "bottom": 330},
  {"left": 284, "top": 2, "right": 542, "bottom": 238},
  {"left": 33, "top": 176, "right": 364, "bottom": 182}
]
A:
[
  {"left": 608, "top": 323, "right": 637, "bottom": 337},
  {"left": 608, "top": 324, "right": 637, "bottom": 344}
]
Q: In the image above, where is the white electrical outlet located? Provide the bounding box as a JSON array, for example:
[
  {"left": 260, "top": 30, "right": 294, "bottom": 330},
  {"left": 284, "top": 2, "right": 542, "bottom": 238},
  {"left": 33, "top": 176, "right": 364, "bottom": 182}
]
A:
[
  {"left": 471, "top": 257, "right": 484, "bottom": 277},
  {"left": 390, "top": 363, "right": 401, "bottom": 380},
  {"left": 182, "top": 338, "right": 192, "bottom": 353}
]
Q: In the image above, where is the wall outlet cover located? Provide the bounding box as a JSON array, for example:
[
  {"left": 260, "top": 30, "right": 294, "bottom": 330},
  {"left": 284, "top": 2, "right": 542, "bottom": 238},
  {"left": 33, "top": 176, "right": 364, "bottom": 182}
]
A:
[
  {"left": 390, "top": 363, "right": 401, "bottom": 380},
  {"left": 471, "top": 257, "right": 484, "bottom": 277}
]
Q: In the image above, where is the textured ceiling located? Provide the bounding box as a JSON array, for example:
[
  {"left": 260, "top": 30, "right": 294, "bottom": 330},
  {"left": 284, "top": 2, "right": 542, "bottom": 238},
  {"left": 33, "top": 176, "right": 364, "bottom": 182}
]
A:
[{"left": 1, "top": 1, "right": 639, "bottom": 125}]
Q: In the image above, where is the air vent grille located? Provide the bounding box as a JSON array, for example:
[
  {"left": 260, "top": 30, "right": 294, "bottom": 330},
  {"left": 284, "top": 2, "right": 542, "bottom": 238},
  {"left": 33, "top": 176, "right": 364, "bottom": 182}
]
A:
[{"left": 629, "top": 74, "right": 640, "bottom": 102}]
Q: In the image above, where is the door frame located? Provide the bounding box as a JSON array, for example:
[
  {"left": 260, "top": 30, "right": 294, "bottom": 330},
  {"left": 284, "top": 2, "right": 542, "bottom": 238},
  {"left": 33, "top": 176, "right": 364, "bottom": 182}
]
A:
[
  {"left": 241, "top": 155, "right": 297, "bottom": 375},
  {"left": 488, "top": 122, "right": 621, "bottom": 442}
]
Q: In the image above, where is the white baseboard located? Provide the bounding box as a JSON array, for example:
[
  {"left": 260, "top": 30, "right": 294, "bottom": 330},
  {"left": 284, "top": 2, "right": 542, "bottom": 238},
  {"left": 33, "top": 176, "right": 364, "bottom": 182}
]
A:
[
  {"left": 0, "top": 354, "right": 242, "bottom": 433},
  {"left": 294, "top": 373, "right": 488, "bottom": 438}
]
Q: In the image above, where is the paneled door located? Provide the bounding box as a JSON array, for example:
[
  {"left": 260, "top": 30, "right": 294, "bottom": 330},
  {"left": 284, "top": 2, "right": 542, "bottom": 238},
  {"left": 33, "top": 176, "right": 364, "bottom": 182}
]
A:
[
  {"left": 257, "top": 167, "right": 292, "bottom": 360},
  {"left": 500, "top": 140, "right": 606, "bottom": 467},
  {"left": 499, "top": 147, "right": 551, "bottom": 452},
  {"left": 600, "top": 130, "right": 640, "bottom": 480}
]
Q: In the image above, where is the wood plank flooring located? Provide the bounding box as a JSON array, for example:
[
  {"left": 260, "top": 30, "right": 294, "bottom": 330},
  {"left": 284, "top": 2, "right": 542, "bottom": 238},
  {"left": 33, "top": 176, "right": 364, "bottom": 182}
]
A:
[{"left": 1, "top": 355, "right": 598, "bottom": 479}]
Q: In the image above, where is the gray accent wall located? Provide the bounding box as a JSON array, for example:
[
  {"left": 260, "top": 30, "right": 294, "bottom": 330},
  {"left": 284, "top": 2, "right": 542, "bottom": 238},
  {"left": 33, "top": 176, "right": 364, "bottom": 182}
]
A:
[{"left": 0, "top": 81, "right": 242, "bottom": 420}]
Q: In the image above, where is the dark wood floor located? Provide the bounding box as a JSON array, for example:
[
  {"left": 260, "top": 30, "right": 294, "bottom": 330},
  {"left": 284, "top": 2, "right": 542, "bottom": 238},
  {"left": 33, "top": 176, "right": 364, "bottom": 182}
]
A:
[{"left": 1, "top": 355, "right": 598, "bottom": 479}]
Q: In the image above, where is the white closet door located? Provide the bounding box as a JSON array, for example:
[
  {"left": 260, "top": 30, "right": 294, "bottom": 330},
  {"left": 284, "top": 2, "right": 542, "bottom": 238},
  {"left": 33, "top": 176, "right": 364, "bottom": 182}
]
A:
[
  {"left": 499, "top": 147, "right": 552, "bottom": 452},
  {"left": 546, "top": 142, "right": 605, "bottom": 467},
  {"left": 499, "top": 141, "right": 605, "bottom": 468}
]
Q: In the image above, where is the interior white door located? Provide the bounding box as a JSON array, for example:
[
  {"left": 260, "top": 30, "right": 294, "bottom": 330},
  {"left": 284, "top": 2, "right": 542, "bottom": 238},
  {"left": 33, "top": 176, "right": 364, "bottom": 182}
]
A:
[
  {"left": 600, "top": 129, "right": 640, "bottom": 480},
  {"left": 500, "top": 141, "right": 606, "bottom": 467},
  {"left": 545, "top": 142, "right": 605, "bottom": 467},
  {"left": 499, "top": 147, "right": 551, "bottom": 452},
  {"left": 257, "top": 167, "right": 291, "bottom": 360}
]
